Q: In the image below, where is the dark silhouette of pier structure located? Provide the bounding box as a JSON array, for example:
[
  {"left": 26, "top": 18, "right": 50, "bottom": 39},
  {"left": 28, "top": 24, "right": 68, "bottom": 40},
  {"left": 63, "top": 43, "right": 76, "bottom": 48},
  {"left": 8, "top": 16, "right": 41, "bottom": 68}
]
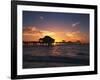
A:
[
  {"left": 23, "top": 36, "right": 81, "bottom": 46},
  {"left": 23, "top": 41, "right": 65, "bottom": 45},
  {"left": 23, "top": 41, "right": 81, "bottom": 46}
]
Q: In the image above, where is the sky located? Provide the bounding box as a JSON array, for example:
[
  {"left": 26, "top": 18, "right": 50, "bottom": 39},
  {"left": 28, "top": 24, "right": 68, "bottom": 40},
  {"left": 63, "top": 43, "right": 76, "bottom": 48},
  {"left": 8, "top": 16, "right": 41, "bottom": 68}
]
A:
[{"left": 23, "top": 11, "right": 89, "bottom": 43}]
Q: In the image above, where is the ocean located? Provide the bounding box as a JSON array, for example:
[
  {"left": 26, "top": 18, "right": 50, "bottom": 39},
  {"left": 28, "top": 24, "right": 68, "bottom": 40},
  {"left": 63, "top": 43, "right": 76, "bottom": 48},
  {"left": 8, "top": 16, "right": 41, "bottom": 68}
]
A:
[{"left": 23, "top": 44, "right": 89, "bottom": 68}]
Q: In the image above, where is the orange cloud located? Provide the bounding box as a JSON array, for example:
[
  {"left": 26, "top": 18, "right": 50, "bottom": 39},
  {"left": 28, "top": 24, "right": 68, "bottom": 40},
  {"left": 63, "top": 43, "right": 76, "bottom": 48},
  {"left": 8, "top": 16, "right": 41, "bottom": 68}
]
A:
[
  {"left": 65, "top": 31, "right": 89, "bottom": 43},
  {"left": 23, "top": 26, "right": 43, "bottom": 41},
  {"left": 23, "top": 26, "right": 89, "bottom": 43},
  {"left": 23, "top": 26, "right": 56, "bottom": 42},
  {"left": 66, "top": 31, "right": 80, "bottom": 38},
  {"left": 65, "top": 31, "right": 80, "bottom": 41},
  {"left": 42, "top": 31, "right": 55, "bottom": 36}
]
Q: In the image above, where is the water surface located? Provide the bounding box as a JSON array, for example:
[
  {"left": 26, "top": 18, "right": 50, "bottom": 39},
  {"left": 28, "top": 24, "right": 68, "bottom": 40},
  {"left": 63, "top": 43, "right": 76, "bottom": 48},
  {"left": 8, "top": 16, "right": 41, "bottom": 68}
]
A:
[{"left": 23, "top": 44, "right": 89, "bottom": 68}]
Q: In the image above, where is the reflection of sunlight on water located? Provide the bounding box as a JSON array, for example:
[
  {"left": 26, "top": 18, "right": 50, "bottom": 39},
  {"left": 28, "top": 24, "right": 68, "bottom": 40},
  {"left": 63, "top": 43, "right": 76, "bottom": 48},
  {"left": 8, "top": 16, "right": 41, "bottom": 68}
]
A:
[
  {"left": 51, "top": 46, "right": 61, "bottom": 56},
  {"left": 50, "top": 45, "right": 78, "bottom": 57},
  {"left": 49, "top": 45, "right": 85, "bottom": 57},
  {"left": 24, "top": 44, "right": 89, "bottom": 58},
  {"left": 23, "top": 44, "right": 89, "bottom": 68}
]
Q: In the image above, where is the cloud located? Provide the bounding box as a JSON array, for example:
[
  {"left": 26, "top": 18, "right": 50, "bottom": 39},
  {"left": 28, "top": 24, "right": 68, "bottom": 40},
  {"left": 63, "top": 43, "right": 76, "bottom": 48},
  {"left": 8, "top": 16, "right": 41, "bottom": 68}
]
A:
[
  {"left": 65, "top": 31, "right": 89, "bottom": 43},
  {"left": 23, "top": 26, "right": 56, "bottom": 41},
  {"left": 23, "top": 26, "right": 42, "bottom": 34},
  {"left": 65, "top": 31, "right": 81, "bottom": 42},
  {"left": 72, "top": 22, "right": 80, "bottom": 27},
  {"left": 23, "top": 26, "right": 43, "bottom": 41},
  {"left": 42, "top": 31, "right": 55, "bottom": 36},
  {"left": 66, "top": 31, "right": 80, "bottom": 36}
]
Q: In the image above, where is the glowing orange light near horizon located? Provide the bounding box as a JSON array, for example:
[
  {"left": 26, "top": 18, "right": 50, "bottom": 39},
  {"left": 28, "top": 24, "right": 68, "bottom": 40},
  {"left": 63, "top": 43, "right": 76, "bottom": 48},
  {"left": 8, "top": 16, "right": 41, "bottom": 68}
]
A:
[
  {"left": 65, "top": 32, "right": 81, "bottom": 42},
  {"left": 23, "top": 26, "right": 89, "bottom": 43}
]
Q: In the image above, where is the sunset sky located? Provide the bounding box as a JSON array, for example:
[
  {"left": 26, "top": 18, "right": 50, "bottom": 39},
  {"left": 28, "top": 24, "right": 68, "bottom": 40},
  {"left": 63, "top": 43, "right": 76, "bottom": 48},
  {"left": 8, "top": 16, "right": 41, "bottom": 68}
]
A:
[{"left": 23, "top": 11, "right": 89, "bottom": 43}]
